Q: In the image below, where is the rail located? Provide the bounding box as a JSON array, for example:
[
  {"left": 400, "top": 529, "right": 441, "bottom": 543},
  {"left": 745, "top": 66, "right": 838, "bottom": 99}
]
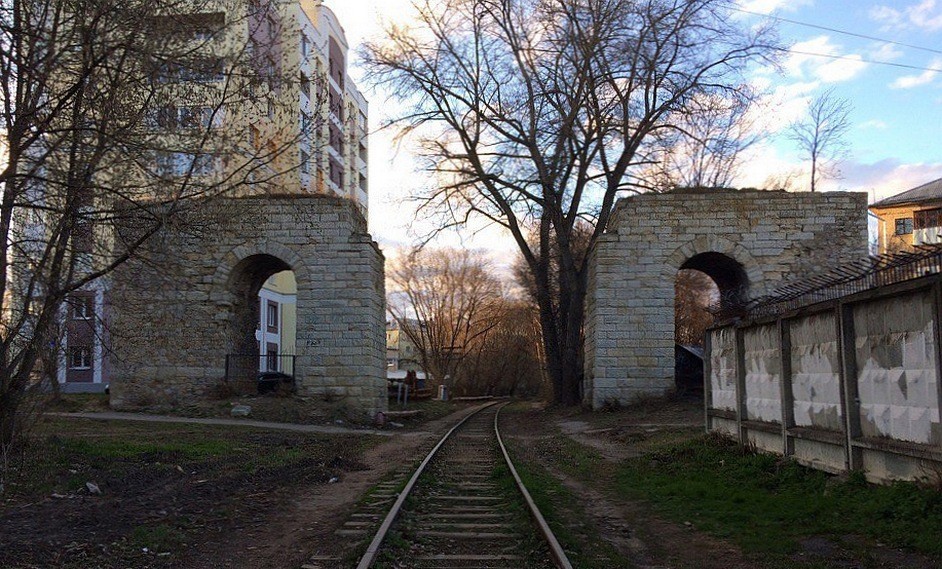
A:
[
  {"left": 495, "top": 404, "right": 574, "bottom": 569},
  {"left": 354, "top": 401, "right": 573, "bottom": 568}
]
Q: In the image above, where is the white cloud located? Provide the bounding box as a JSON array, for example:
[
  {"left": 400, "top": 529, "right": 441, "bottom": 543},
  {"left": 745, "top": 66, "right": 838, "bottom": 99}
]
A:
[
  {"left": 737, "top": 149, "right": 942, "bottom": 200},
  {"left": 890, "top": 56, "right": 942, "bottom": 88},
  {"left": 814, "top": 54, "right": 868, "bottom": 82},
  {"left": 785, "top": 36, "right": 869, "bottom": 83},
  {"left": 870, "top": 0, "right": 942, "bottom": 32},
  {"left": 737, "top": 0, "right": 813, "bottom": 15},
  {"left": 859, "top": 119, "right": 889, "bottom": 130},
  {"left": 843, "top": 160, "right": 942, "bottom": 202},
  {"left": 869, "top": 43, "right": 904, "bottom": 62}
]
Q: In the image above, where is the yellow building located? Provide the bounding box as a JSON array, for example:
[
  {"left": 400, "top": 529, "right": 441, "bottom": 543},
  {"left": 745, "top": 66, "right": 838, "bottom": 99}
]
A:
[
  {"left": 870, "top": 178, "right": 942, "bottom": 254},
  {"left": 149, "top": 0, "right": 369, "bottom": 210},
  {"left": 258, "top": 271, "right": 297, "bottom": 371}
]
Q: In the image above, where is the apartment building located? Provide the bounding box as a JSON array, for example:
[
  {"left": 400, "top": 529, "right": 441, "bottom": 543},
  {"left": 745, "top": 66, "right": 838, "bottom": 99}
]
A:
[{"left": 48, "top": 0, "right": 368, "bottom": 391}]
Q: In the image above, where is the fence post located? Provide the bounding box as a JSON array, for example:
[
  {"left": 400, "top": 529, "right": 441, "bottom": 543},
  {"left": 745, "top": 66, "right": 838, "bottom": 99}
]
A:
[
  {"left": 838, "top": 302, "right": 862, "bottom": 472},
  {"left": 932, "top": 280, "right": 942, "bottom": 447},
  {"left": 735, "top": 326, "right": 747, "bottom": 444},
  {"left": 778, "top": 317, "right": 794, "bottom": 456},
  {"left": 703, "top": 330, "right": 713, "bottom": 434}
]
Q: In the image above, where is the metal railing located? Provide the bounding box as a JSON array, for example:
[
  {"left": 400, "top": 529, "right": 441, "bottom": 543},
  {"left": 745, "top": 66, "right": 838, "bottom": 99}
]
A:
[
  {"left": 711, "top": 244, "right": 942, "bottom": 323},
  {"left": 224, "top": 353, "right": 296, "bottom": 393}
]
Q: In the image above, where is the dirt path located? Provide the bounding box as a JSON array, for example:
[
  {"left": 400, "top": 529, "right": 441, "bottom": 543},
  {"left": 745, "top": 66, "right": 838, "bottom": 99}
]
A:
[
  {"left": 503, "top": 401, "right": 760, "bottom": 569},
  {"left": 50, "top": 411, "right": 395, "bottom": 437}
]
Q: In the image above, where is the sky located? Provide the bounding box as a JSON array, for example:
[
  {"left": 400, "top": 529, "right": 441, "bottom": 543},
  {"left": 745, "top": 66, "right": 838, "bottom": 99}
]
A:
[{"left": 325, "top": 0, "right": 942, "bottom": 258}]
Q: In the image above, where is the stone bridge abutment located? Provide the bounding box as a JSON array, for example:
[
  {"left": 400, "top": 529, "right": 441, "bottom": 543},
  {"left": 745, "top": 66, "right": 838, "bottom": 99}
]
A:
[{"left": 583, "top": 189, "right": 869, "bottom": 409}]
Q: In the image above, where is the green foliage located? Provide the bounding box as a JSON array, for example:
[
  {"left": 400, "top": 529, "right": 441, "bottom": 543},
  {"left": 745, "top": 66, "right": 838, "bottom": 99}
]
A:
[{"left": 616, "top": 435, "right": 942, "bottom": 557}]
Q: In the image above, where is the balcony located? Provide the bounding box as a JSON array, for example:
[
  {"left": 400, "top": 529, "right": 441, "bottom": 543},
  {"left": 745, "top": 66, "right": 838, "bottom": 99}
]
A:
[
  {"left": 914, "top": 227, "right": 942, "bottom": 246},
  {"left": 914, "top": 208, "right": 942, "bottom": 245}
]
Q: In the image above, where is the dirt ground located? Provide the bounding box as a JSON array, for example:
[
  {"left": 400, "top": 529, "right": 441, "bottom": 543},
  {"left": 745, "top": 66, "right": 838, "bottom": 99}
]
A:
[
  {"left": 503, "top": 396, "right": 941, "bottom": 569},
  {"left": 0, "top": 401, "right": 481, "bottom": 569},
  {"left": 8, "top": 396, "right": 938, "bottom": 568},
  {"left": 503, "top": 397, "right": 758, "bottom": 569}
]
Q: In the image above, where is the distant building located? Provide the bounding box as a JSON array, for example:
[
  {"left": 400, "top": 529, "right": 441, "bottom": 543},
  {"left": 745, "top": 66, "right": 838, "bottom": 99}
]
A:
[
  {"left": 385, "top": 320, "right": 422, "bottom": 373},
  {"left": 870, "top": 178, "right": 942, "bottom": 254},
  {"left": 257, "top": 271, "right": 297, "bottom": 372}
]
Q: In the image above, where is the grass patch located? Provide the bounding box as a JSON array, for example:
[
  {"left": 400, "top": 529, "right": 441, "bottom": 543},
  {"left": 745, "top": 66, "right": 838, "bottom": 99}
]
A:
[
  {"left": 130, "top": 523, "right": 186, "bottom": 552},
  {"left": 615, "top": 433, "right": 942, "bottom": 558},
  {"left": 3, "top": 417, "right": 380, "bottom": 502},
  {"left": 60, "top": 437, "right": 237, "bottom": 461},
  {"left": 503, "top": 442, "right": 636, "bottom": 568}
]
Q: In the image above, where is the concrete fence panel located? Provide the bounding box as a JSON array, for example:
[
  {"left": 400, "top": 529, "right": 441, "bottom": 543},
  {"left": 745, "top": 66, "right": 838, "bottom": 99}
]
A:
[{"left": 705, "top": 276, "right": 942, "bottom": 483}]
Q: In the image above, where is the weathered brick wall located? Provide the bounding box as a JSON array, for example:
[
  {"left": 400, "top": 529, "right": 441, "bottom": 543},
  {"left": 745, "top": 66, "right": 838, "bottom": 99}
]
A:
[
  {"left": 108, "top": 194, "right": 387, "bottom": 416},
  {"left": 583, "top": 189, "right": 868, "bottom": 408}
]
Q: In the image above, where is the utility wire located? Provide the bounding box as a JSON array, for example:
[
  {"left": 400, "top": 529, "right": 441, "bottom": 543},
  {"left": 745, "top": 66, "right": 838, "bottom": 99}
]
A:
[
  {"left": 733, "top": 6, "right": 942, "bottom": 56},
  {"left": 778, "top": 47, "right": 942, "bottom": 73}
]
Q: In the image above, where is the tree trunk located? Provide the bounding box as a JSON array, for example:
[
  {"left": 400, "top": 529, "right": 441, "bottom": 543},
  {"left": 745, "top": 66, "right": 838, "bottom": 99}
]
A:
[{"left": 535, "top": 262, "right": 587, "bottom": 406}]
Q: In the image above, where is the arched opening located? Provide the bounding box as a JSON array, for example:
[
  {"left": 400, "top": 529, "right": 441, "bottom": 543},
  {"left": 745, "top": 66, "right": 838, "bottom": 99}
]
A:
[
  {"left": 226, "top": 254, "right": 298, "bottom": 391},
  {"left": 674, "top": 252, "right": 749, "bottom": 395}
]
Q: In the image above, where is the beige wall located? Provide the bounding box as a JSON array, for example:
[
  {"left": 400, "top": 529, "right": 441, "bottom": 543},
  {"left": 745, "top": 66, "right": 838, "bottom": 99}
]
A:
[{"left": 870, "top": 199, "right": 942, "bottom": 255}]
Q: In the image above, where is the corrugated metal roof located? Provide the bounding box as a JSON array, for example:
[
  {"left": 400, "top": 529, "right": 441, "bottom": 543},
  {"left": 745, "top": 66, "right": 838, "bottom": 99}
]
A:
[{"left": 873, "top": 177, "right": 942, "bottom": 207}]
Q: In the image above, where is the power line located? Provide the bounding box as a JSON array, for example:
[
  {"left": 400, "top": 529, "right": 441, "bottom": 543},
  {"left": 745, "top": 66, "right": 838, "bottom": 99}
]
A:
[
  {"left": 779, "top": 47, "right": 942, "bottom": 74},
  {"left": 733, "top": 6, "right": 942, "bottom": 56}
]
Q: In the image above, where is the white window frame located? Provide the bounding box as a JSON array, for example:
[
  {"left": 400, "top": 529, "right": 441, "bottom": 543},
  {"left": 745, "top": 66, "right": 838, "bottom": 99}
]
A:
[{"left": 69, "top": 346, "right": 92, "bottom": 370}]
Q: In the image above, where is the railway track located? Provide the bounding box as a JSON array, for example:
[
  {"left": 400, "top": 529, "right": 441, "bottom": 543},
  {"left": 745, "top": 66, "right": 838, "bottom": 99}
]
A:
[{"left": 304, "top": 402, "right": 572, "bottom": 568}]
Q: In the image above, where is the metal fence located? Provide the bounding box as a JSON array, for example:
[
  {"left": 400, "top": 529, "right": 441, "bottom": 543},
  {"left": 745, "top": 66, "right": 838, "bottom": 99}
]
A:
[
  {"left": 224, "top": 353, "right": 296, "bottom": 392},
  {"left": 711, "top": 244, "right": 942, "bottom": 323}
]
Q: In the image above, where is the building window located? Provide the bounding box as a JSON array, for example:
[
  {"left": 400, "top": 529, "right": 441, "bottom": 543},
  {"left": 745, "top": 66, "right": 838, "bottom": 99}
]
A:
[
  {"left": 69, "top": 347, "right": 92, "bottom": 369},
  {"left": 301, "top": 34, "right": 309, "bottom": 57},
  {"left": 70, "top": 295, "right": 93, "bottom": 319},
  {"left": 300, "top": 72, "right": 310, "bottom": 99},
  {"left": 72, "top": 221, "right": 93, "bottom": 254},
  {"left": 300, "top": 150, "right": 310, "bottom": 174},
  {"left": 895, "top": 217, "right": 914, "bottom": 235},
  {"left": 301, "top": 112, "right": 311, "bottom": 136},
  {"left": 156, "top": 58, "right": 224, "bottom": 83},
  {"left": 156, "top": 152, "right": 215, "bottom": 177},
  {"left": 267, "top": 300, "right": 278, "bottom": 332},
  {"left": 914, "top": 208, "right": 942, "bottom": 230},
  {"left": 329, "top": 122, "right": 343, "bottom": 154}
]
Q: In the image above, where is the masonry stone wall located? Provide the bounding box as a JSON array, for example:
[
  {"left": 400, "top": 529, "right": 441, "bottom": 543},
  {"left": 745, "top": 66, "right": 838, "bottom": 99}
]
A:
[
  {"left": 108, "top": 195, "right": 387, "bottom": 416},
  {"left": 583, "top": 189, "right": 868, "bottom": 408}
]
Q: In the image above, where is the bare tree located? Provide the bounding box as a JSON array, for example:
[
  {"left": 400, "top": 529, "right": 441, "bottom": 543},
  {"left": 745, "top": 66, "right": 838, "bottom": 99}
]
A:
[
  {"left": 365, "top": 0, "right": 776, "bottom": 404},
  {"left": 674, "top": 269, "right": 717, "bottom": 347},
  {"left": 643, "top": 91, "right": 761, "bottom": 191},
  {"left": 455, "top": 300, "right": 545, "bottom": 397},
  {"left": 0, "top": 0, "right": 315, "bottom": 453},
  {"left": 387, "top": 247, "right": 506, "bottom": 391},
  {"left": 788, "top": 89, "right": 852, "bottom": 192}
]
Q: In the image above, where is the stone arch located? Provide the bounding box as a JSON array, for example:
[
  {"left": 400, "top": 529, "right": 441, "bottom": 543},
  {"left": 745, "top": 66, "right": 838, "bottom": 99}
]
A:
[
  {"left": 107, "top": 196, "right": 387, "bottom": 415},
  {"left": 661, "top": 235, "right": 766, "bottom": 299},
  {"left": 209, "top": 240, "right": 309, "bottom": 298}
]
